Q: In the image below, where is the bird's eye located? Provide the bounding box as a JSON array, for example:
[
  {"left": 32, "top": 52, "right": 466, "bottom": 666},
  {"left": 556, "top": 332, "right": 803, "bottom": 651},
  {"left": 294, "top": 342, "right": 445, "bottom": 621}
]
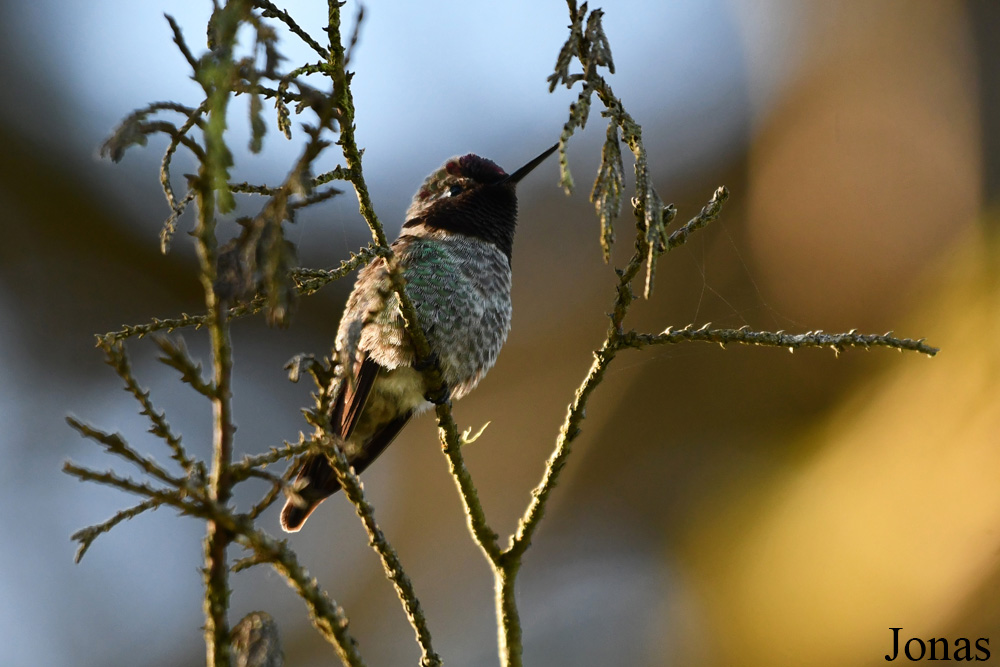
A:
[{"left": 447, "top": 184, "right": 463, "bottom": 197}]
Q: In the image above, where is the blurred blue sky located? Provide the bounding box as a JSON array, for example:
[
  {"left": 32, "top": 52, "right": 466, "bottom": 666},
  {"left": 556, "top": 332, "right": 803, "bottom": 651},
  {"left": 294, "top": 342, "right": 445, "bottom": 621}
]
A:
[{"left": 9, "top": 1, "right": 764, "bottom": 225}]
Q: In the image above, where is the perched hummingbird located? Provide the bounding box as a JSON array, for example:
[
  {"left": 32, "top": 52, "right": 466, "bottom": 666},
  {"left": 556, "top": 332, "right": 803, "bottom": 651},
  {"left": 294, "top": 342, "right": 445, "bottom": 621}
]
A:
[{"left": 280, "top": 144, "right": 558, "bottom": 532}]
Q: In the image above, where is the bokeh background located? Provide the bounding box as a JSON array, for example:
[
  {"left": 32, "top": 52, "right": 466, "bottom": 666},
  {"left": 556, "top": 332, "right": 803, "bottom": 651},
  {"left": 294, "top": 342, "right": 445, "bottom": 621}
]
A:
[{"left": 1, "top": 1, "right": 997, "bottom": 665}]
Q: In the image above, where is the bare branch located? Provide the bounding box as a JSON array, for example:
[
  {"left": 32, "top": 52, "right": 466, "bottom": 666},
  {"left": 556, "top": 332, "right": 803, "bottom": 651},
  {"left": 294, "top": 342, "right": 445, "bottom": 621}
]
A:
[
  {"left": 65, "top": 417, "right": 186, "bottom": 489},
  {"left": 101, "top": 246, "right": 379, "bottom": 342},
  {"left": 316, "top": 431, "right": 442, "bottom": 667},
  {"left": 70, "top": 498, "right": 163, "bottom": 563},
  {"left": 666, "top": 186, "right": 729, "bottom": 252},
  {"left": 153, "top": 335, "right": 216, "bottom": 398},
  {"left": 98, "top": 338, "right": 199, "bottom": 476},
  {"left": 160, "top": 103, "right": 208, "bottom": 252},
  {"left": 165, "top": 14, "right": 199, "bottom": 73},
  {"left": 63, "top": 462, "right": 198, "bottom": 511},
  {"left": 623, "top": 325, "right": 940, "bottom": 357},
  {"left": 230, "top": 436, "right": 316, "bottom": 481},
  {"left": 325, "top": 1, "right": 503, "bottom": 570},
  {"left": 343, "top": 4, "right": 366, "bottom": 68},
  {"left": 253, "top": 0, "right": 329, "bottom": 60}
]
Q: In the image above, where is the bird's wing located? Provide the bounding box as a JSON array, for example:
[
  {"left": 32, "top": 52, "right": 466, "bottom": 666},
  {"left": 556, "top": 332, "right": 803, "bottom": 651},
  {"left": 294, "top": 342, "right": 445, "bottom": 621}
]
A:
[
  {"left": 332, "top": 351, "right": 414, "bottom": 475},
  {"left": 332, "top": 353, "right": 380, "bottom": 439},
  {"left": 343, "top": 410, "right": 412, "bottom": 477},
  {"left": 280, "top": 354, "right": 414, "bottom": 532}
]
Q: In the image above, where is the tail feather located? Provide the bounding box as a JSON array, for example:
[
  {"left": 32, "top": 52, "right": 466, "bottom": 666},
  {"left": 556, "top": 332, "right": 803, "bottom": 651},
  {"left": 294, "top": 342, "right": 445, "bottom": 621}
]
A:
[
  {"left": 280, "top": 497, "right": 324, "bottom": 533},
  {"left": 279, "top": 354, "right": 376, "bottom": 533},
  {"left": 279, "top": 411, "right": 413, "bottom": 533},
  {"left": 280, "top": 453, "right": 344, "bottom": 532}
]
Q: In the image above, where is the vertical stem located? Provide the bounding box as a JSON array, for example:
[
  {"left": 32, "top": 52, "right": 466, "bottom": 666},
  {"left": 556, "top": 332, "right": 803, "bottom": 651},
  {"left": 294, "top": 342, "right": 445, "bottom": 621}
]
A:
[
  {"left": 496, "top": 562, "right": 523, "bottom": 667},
  {"left": 192, "top": 1, "right": 249, "bottom": 660},
  {"left": 195, "top": 95, "right": 236, "bottom": 667},
  {"left": 203, "top": 289, "right": 235, "bottom": 666},
  {"left": 437, "top": 408, "right": 502, "bottom": 563}
]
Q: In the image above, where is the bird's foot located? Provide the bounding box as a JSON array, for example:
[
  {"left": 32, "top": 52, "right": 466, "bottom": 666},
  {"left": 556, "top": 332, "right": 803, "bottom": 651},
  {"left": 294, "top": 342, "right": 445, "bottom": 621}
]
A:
[
  {"left": 415, "top": 351, "right": 450, "bottom": 404},
  {"left": 424, "top": 381, "right": 451, "bottom": 406},
  {"left": 414, "top": 350, "right": 441, "bottom": 373}
]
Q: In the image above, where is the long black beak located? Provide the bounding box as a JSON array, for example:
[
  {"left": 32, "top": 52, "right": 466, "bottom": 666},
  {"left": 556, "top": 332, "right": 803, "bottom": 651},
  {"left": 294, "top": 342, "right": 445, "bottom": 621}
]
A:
[{"left": 502, "top": 143, "right": 559, "bottom": 185}]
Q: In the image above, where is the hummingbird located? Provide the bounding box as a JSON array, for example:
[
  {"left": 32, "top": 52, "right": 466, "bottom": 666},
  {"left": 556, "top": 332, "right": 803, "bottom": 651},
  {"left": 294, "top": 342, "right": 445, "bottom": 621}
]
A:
[{"left": 280, "top": 144, "right": 558, "bottom": 532}]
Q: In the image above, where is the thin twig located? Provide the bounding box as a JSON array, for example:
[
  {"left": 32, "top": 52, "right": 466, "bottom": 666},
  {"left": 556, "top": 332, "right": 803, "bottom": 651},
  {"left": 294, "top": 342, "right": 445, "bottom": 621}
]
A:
[
  {"left": 246, "top": 463, "right": 299, "bottom": 521},
  {"left": 101, "top": 247, "right": 379, "bottom": 342},
  {"left": 253, "top": 0, "right": 329, "bottom": 60},
  {"left": 98, "top": 338, "right": 199, "bottom": 475},
  {"left": 508, "top": 341, "right": 617, "bottom": 561},
  {"left": 165, "top": 14, "right": 199, "bottom": 73},
  {"left": 343, "top": 4, "right": 365, "bottom": 68},
  {"left": 153, "top": 335, "right": 217, "bottom": 398},
  {"left": 70, "top": 498, "right": 163, "bottom": 563},
  {"left": 65, "top": 417, "right": 186, "bottom": 490},
  {"left": 63, "top": 462, "right": 200, "bottom": 511},
  {"left": 623, "top": 325, "right": 940, "bottom": 357},
  {"left": 160, "top": 102, "right": 208, "bottom": 252},
  {"left": 318, "top": 431, "right": 442, "bottom": 667},
  {"left": 230, "top": 436, "right": 316, "bottom": 481},
  {"left": 666, "top": 186, "right": 729, "bottom": 252}
]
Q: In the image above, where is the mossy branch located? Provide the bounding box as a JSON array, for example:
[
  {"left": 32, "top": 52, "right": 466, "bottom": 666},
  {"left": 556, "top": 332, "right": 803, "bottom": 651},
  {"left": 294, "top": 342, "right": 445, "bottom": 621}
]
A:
[
  {"left": 191, "top": 4, "right": 242, "bottom": 662},
  {"left": 98, "top": 338, "right": 201, "bottom": 476},
  {"left": 64, "top": 457, "right": 366, "bottom": 666},
  {"left": 253, "top": 0, "right": 329, "bottom": 60},
  {"left": 622, "top": 325, "right": 939, "bottom": 357},
  {"left": 70, "top": 498, "right": 163, "bottom": 564},
  {"left": 314, "top": 430, "right": 441, "bottom": 667},
  {"left": 101, "top": 247, "right": 378, "bottom": 343}
]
